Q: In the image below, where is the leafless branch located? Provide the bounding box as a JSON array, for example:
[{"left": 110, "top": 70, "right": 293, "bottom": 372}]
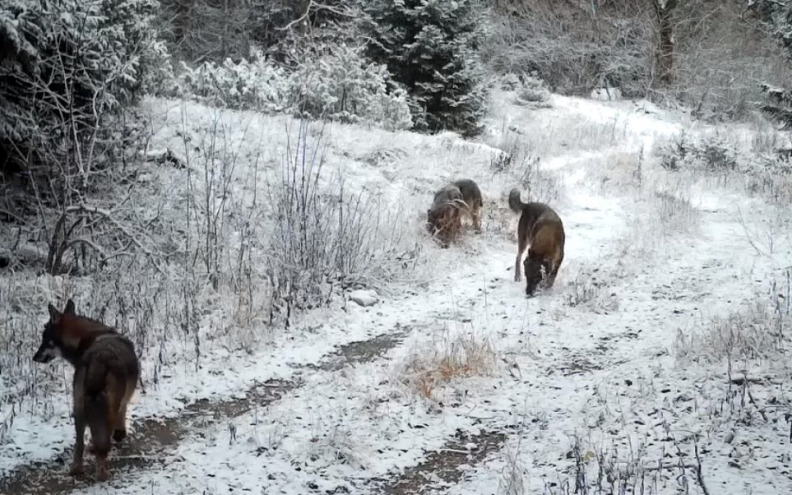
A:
[{"left": 277, "top": 0, "right": 355, "bottom": 32}]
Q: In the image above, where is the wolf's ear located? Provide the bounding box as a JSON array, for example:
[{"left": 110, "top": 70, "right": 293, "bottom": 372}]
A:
[
  {"left": 48, "top": 303, "right": 61, "bottom": 320},
  {"left": 64, "top": 299, "right": 75, "bottom": 315}
]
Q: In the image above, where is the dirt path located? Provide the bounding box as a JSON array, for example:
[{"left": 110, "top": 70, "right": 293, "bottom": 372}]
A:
[
  {"left": 7, "top": 139, "right": 773, "bottom": 494},
  {"left": 0, "top": 153, "right": 637, "bottom": 494},
  {"left": 0, "top": 330, "right": 408, "bottom": 494}
]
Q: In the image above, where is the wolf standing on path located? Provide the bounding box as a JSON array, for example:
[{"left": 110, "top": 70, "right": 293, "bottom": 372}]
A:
[
  {"left": 33, "top": 299, "right": 141, "bottom": 481},
  {"left": 508, "top": 188, "right": 565, "bottom": 297}
]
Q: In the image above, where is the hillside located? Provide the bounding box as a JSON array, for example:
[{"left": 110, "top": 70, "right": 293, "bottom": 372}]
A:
[{"left": 1, "top": 84, "right": 790, "bottom": 494}]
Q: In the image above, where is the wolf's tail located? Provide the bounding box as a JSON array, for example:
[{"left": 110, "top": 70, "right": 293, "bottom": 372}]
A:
[{"left": 508, "top": 188, "right": 524, "bottom": 213}]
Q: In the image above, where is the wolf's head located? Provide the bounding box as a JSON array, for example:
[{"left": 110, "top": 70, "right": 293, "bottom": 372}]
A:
[
  {"left": 33, "top": 299, "right": 76, "bottom": 363},
  {"left": 523, "top": 258, "right": 549, "bottom": 297}
]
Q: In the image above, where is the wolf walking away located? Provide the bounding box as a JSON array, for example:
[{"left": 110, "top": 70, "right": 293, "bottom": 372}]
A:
[
  {"left": 426, "top": 179, "right": 483, "bottom": 247},
  {"left": 508, "top": 188, "right": 565, "bottom": 297},
  {"left": 33, "top": 299, "right": 141, "bottom": 481}
]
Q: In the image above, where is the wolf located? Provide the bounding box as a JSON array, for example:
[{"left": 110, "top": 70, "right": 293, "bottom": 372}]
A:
[
  {"left": 508, "top": 188, "right": 565, "bottom": 296},
  {"left": 33, "top": 299, "right": 140, "bottom": 481},
  {"left": 426, "top": 179, "right": 484, "bottom": 247}
]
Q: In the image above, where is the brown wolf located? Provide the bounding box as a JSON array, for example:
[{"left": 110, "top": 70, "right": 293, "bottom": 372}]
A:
[
  {"left": 33, "top": 299, "right": 140, "bottom": 481},
  {"left": 426, "top": 179, "right": 483, "bottom": 246},
  {"left": 508, "top": 188, "right": 565, "bottom": 296}
]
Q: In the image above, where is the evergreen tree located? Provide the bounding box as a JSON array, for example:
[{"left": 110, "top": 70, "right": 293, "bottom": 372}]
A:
[
  {"left": 360, "top": 0, "right": 489, "bottom": 137},
  {"left": 761, "top": 84, "right": 792, "bottom": 129},
  {"left": 0, "top": 0, "right": 169, "bottom": 181},
  {"left": 747, "top": 1, "right": 792, "bottom": 127}
]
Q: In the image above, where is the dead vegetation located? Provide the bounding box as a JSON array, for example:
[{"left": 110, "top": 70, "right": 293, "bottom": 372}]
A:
[{"left": 397, "top": 330, "right": 497, "bottom": 401}]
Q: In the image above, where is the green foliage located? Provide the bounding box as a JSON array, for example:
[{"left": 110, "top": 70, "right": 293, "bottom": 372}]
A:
[
  {"left": 761, "top": 84, "right": 792, "bottom": 129},
  {"left": 0, "top": 0, "right": 170, "bottom": 179},
  {"left": 359, "top": 0, "right": 489, "bottom": 136},
  {"left": 748, "top": 1, "right": 792, "bottom": 127}
]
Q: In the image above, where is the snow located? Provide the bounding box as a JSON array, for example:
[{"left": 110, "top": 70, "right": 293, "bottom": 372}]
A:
[
  {"left": 348, "top": 289, "right": 380, "bottom": 307},
  {"left": 2, "top": 86, "right": 792, "bottom": 495}
]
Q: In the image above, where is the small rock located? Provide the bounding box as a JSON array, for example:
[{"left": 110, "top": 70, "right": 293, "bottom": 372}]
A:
[{"left": 349, "top": 289, "right": 379, "bottom": 307}]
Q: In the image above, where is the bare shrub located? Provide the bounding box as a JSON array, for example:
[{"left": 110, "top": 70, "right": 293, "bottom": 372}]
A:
[
  {"left": 564, "top": 268, "right": 619, "bottom": 315},
  {"left": 490, "top": 134, "right": 561, "bottom": 204},
  {"left": 487, "top": 1, "right": 654, "bottom": 97},
  {"left": 651, "top": 190, "right": 700, "bottom": 234},
  {"left": 499, "top": 441, "right": 528, "bottom": 495},
  {"left": 669, "top": 0, "right": 792, "bottom": 121},
  {"left": 397, "top": 330, "right": 496, "bottom": 401},
  {"left": 676, "top": 272, "right": 791, "bottom": 364},
  {"left": 266, "top": 120, "right": 420, "bottom": 323},
  {"left": 543, "top": 433, "right": 712, "bottom": 495},
  {"left": 178, "top": 109, "right": 249, "bottom": 290}
]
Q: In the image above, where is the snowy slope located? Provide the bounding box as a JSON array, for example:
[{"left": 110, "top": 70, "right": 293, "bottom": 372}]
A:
[{"left": 2, "top": 87, "right": 791, "bottom": 495}]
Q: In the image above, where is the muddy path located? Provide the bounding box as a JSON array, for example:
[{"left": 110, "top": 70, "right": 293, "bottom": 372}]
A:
[
  {"left": 372, "top": 430, "right": 507, "bottom": 494},
  {"left": 0, "top": 330, "right": 408, "bottom": 495}
]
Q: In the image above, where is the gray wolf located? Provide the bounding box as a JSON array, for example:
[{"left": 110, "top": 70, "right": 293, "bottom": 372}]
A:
[
  {"left": 33, "top": 299, "right": 140, "bottom": 481},
  {"left": 427, "top": 179, "right": 483, "bottom": 246},
  {"left": 508, "top": 188, "right": 565, "bottom": 296}
]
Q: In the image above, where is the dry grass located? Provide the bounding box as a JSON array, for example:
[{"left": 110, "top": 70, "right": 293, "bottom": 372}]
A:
[
  {"left": 563, "top": 267, "right": 619, "bottom": 315},
  {"left": 676, "top": 272, "right": 791, "bottom": 366},
  {"left": 398, "top": 331, "right": 497, "bottom": 401}
]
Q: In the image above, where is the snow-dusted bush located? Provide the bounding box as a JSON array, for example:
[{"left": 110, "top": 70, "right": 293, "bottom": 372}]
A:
[
  {"left": 0, "top": 0, "right": 170, "bottom": 181},
  {"left": 176, "top": 50, "right": 289, "bottom": 113},
  {"left": 267, "top": 121, "right": 419, "bottom": 323},
  {"left": 658, "top": 132, "right": 792, "bottom": 203},
  {"left": 289, "top": 44, "right": 413, "bottom": 131},
  {"left": 501, "top": 72, "right": 551, "bottom": 107},
  {"left": 515, "top": 74, "right": 551, "bottom": 105},
  {"left": 659, "top": 133, "right": 739, "bottom": 173},
  {"left": 176, "top": 45, "right": 413, "bottom": 131}
]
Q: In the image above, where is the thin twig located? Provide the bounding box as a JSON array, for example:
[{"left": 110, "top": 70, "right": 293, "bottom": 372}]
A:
[{"left": 694, "top": 444, "right": 710, "bottom": 495}]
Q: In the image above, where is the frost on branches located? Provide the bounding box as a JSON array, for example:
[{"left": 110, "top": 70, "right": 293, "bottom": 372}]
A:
[
  {"left": 360, "top": 0, "right": 490, "bottom": 137},
  {"left": 0, "top": 0, "right": 170, "bottom": 182}
]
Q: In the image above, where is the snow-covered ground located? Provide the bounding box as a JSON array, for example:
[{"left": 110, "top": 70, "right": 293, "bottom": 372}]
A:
[{"left": 2, "top": 87, "right": 791, "bottom": 494}]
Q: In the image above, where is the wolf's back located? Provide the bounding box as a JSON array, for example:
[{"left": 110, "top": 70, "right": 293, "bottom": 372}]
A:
[
  {"left": 452, "top": 179, "right": 483, "bottom": 208},
  {"left": 82, "top": 335, "right": 139, "bottom": 398}
]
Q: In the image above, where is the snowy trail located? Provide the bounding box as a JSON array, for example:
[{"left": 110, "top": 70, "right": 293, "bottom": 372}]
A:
[
  {"left": 3, "top": 160, "right": 643, "bottom": 494},
  {"left": 0, "top": 151, "right": 634, "bottom": 494},
  {"left": 79, "top": 156, "right": 787, "bottom": 495},
  {"left": 3, "top": 92, "right": 790, "bottom": 495}
]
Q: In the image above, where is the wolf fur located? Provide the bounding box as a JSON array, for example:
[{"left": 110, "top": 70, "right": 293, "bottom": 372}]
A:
[
  {"left": 427, "top": 179, "right": 484, "bottom": 246},
  {"left": 508, "top": 188, "right": 566, "bottom": 296},
  {"left": 33, "top": 299, "right": 140, "bottom": 481}
]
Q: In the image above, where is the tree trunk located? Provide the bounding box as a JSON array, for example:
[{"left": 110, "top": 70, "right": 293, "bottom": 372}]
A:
[
  {"left": 172, "top": 0, "right": 193, "bottom": 53},
  {"left": 653, "top": 0, "right": 677, "bottom": 87}
]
